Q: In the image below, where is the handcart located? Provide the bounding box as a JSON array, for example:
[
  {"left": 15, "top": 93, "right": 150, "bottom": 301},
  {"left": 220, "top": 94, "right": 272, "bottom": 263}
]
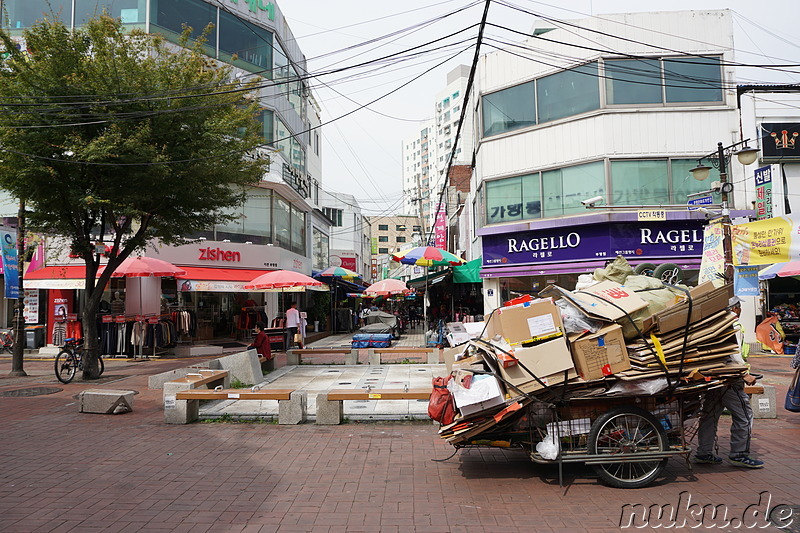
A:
[{"left": 436, "top": 275, "right": 742, "bottom": 489}]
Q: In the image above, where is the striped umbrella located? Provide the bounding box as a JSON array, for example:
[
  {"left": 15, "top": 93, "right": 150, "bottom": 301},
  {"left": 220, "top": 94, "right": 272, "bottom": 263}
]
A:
[
  {"left": 317, "top": 266, "right": 361, "bottom": 280},
  {"left": 391, "top": 246, "right": 465, "bottom": 267},
  {"left": 758, "top": 261, "right": 800, "bottom": 280}
]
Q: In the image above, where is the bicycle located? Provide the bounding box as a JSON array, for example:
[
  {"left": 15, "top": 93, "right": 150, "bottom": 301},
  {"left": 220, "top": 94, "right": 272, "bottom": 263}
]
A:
[
  {"left": 1, "top": 330, "right": 13, "bottom": 354},
  {"left": 54, "top": 338, "right": 104, "bottom": 384}
]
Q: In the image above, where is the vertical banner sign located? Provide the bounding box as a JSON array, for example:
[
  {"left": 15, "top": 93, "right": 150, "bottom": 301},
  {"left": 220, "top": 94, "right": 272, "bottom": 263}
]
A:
[
  {"left": 699, "top": 223, "right": 725, "bottom": 284},
  {"left": 0, "top": 228, "right": 19, "bottom": 299},
  {"left": 433, "top": 202, "right": 447, "bottom": 249},
  {"left": 23, "top": 288, "right": 39, "bottom": 324},
  {"left": 754, "top": 166, "right": 773, "bottom": 221},
  {"left": 734, "top": 266, "right": 761, "bottom": 297}
]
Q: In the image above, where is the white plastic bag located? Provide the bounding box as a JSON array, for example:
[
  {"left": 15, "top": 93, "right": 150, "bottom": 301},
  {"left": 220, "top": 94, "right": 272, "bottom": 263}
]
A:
[
  {"left": 574, "top": 274, "right": 597, "bottom": 291},
  {"left": 535, "top": 432, "right": 559, "bottom": 460},
  {"left": 606, "top": 377, "right": 668, "bottom": 396}
]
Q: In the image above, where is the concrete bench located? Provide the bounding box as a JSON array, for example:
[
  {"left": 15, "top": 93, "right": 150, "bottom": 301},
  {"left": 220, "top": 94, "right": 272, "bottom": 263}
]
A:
[
  {"left": 163, "top": 370, "right": 230, "bottom": 424},
  {"left": 287, "top": 348, "right": 357, "bottom": 366},
  {"left": 79, "top": 389, "right": 135, "bottom": 414},
  {"left": 316, "top": 388, "right": 431, "bottom": 425},
  {"left": 169, "top": 388, "right": 305, "bottom": 425},
  {"left": 371, "top": 347, "right": 439, "bottom": 365}
]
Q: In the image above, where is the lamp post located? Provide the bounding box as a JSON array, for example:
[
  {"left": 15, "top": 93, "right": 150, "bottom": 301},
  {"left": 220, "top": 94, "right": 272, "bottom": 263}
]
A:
[{"left": 690, "top": 140, "right": 760, "bottom": 281}]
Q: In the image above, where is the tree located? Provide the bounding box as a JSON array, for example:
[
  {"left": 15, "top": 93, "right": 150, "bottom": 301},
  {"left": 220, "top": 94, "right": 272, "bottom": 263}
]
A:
[{"left": 0, "top": 16, "right": 269, "bottom": 378}]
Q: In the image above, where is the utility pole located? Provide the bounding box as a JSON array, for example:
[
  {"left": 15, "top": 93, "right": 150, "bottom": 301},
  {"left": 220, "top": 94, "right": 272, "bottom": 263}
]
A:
[{"left": 9, "top": 198, "right": 26, "bottom": 377}]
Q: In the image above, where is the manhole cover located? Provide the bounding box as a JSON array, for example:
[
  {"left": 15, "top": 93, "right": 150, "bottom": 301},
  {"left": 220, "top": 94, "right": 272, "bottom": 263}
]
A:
[
  {"left": 0, "top": 386, "right": 63, "bottom": 397},
  {"left": 770, "top": 504, "right": 799, "bottom": 532}
]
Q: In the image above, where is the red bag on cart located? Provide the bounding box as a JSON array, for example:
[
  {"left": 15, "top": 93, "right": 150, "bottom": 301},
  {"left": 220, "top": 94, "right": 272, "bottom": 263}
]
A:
[{"left": 428, "top": 375, "right": 456, "bottom": 425}]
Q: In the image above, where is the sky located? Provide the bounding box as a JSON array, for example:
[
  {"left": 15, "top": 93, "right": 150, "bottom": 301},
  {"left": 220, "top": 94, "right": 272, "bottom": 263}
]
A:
[{"left": 277, "top": 0, "right": 800, "bottom": 217}]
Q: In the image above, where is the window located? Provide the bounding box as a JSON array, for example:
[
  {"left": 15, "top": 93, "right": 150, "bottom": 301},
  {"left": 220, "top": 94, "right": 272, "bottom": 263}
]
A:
[
  {"left": 322, "top": 207, "right": 343, "bottom": 227},
  {"left": 273, "top": 195, "right": 291, "bottom": 249},
  {"left": 378, "top": 247, "right": 389, "bottom": 254},
  {"left": 378, "top": 236, "right": 389, "bottom": 243},
  {"left": 413, "top": 225, "right": 421, "bottom": 232},
  {"left": 443, "top": 97, "right": 450, "bottom": 108},
  {"left": 396, "top": 236, "right": 406, "bottom": 243},
  {"left": 290, "top": 205, "right": 306, "bottom": 255},
  {"left": 4, "top": 1, "right": 70, "bottom": 32},
  {"left": 610, "top": 160, "right": 669, "bottom": 206},
  {"left": 453, "top": 91, "right": 460, "bottom": 99},
  {"left": 396, "top": 225, "right": 406, "bottom": 231},
  {"left": 151, "top": 0, "right": 216, "bottom": 50},
  {"left": 605, "top": 59, "right": 662, "bottom": 105},
  {"left": 218, "top": 10, "right": 273, "bottom": 75},
  {"left": 482, "top": 81, "right": 536, "bottom": 137},
  {"left": 76, "top": 0, "right": 145, "bottom": 26},
  {"left": 543, "top": 161, "right": 605, "bottom": 217},
  {"left": 663, "top": 56, "right": 723, "bottom": 103},
  {"left": 537, "top": 62, "right": 600, "bottom": 123},
  {"left": 670, "top": 159, "right": 720, "bottom": 203},
  {"left": 256, "top": 109, "right": 274, "bottom": 145},
  {"left": 378, "top": 224, "right": 389, "bottom": 231},
  {"left": 486, "top": 174, "right": 541, "bottom": 224}
]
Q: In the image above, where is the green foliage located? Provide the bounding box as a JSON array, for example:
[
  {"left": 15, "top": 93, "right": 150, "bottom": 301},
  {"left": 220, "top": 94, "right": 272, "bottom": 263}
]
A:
[
  {"left": 307, "top": 291, "right": 331, "bottom": 325},
  {"left": 0, "top": 15, "right": 269, "bottom": 378},
  {"left": 230, "top": 378, "right": 253, "bottom": 389}
]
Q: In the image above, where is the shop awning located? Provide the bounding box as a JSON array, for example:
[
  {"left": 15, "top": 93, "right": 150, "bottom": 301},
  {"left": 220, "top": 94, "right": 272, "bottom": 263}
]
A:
[
  {"left": 26, "top": 265, "right": 89, "bottom": 289},
  {"left": 453, "top": 258, "right": 482, "bottom": 283},
  {"left": 408, "top": 270, "right": 451, "bottom": 289}
]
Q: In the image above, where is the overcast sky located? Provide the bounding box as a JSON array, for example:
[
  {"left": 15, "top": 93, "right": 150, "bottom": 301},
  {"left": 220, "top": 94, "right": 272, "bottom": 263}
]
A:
[{"left": 277, "top": 0, "right": 800, "bottom": 216}]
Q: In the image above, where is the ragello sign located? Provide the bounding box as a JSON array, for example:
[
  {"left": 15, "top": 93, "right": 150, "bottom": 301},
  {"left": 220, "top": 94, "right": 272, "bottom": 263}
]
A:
[
  {"left": 199, "top": 247, "right": 241, "bottom": 262},
  {"left": 483, "top": 221, "right": 705, "bottom": 266}
]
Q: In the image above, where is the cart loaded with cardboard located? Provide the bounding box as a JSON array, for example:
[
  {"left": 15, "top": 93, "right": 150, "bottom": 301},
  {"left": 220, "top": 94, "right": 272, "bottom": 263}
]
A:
[{"left": 432, "top": 258, "right": 743, "bottom": 488}]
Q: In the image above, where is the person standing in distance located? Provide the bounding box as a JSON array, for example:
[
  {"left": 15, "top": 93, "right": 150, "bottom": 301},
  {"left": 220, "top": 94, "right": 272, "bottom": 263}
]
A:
[{"left": 285, "top": 301, "right": 301, "bottom": 350}]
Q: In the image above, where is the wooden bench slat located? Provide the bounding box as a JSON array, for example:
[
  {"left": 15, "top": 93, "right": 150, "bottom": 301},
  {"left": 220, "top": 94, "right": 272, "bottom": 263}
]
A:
[
  {"left": 744, "top": 385, "right": 765, "bottom": 395},
  {"left": 372, "top": 348, "right": 434, "bottom": 353},
  {"left": 327, "top": 388, "right": 431, "bottom": 401},
  {"left": 169, "top": 370, "right": 228, "bottom": 387},
  {"left": 176, "top": 388, "right": 293, "bottom": 401},
  {"left": 293, "top": 349, "right": 351, "bottom": 354}
]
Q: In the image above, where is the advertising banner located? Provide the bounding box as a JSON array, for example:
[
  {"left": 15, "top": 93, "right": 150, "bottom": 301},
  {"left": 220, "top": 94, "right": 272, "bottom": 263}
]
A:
[
  {"left": 482, "top": 220, "right": 705, "bottom": 267},
  {"left": 754, "top": 166, "right": 773, "bottom": 221},
  {"left": 0, "top": 228, "right": 19, "bottom": 299},
  {"left": 731, "top": 216, "right": 800, "bottom": 266},
  {"left": 433, "top": 203, "right": 447, "bottom": 249},
  {"left": 698, "top": 223, "right": 725, "bottom": 284},
  {"left": 734, "top": 266, "right": 761, "bottom": 297},
  {"left": 23, "top": 288, "right": 39, "bottom": 324}
]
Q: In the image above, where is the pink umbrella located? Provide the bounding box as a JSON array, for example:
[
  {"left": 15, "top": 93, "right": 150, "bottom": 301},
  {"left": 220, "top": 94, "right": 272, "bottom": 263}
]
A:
[
  {"left": 364, "top": 278, "right": 410, "bottom": 296},
  {"left": 104, "top": 256, "right": 186, "bottom": 277},
  {"left": 244, "top": 270, "right": 325, "bottom": 291}
]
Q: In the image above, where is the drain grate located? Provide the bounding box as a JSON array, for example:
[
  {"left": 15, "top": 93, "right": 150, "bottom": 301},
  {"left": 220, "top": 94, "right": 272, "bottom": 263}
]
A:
[
  {"left": 0, "top": 386, "right": 63, "bottom": 397},
  {"left": 337, "top": 382, "right": 352, "bottom": 385}
]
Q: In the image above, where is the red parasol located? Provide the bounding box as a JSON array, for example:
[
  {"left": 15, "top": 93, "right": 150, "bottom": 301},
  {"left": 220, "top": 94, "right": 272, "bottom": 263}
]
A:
[{"left": 244, "top": 270, "right": 326, "bottom": 291}]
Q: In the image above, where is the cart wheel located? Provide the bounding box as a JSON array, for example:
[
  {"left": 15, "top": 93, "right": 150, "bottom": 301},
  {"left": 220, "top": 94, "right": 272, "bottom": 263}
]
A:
[
  {"left": 633, "top": 263, "right": 657, "bottom": 276},
  {"left": 587, "top": 406, "right": 668, "bottom": 489}
]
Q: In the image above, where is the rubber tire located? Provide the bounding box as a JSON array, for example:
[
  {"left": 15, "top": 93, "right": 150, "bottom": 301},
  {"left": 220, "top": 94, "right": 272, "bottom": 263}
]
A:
[
  {"left": 634, "top": 263, "right": 657, "bottom": 276},
  {"left": 587, "top": 406, "right": 669, "bottom": 489},
  {"left": 653, "top": 263, "right": 683, "bottom": 284},
  {"left": 54, "top": 351, "right": 77, "bottom": 384},
  {"left": 98, "top": 356, "right": 105, "bottom": 377}
]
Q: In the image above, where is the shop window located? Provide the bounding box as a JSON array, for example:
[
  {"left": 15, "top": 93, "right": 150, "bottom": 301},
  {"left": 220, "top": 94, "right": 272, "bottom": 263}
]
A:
[
  {"left": 482, "top": 80, "right": 536, "bottom": 137},
  {"left": 543, "top": 161, "right": 605, "bottom": 217},
  {"left": 537, "top": 62, "right": 600, "bottom": 123}
]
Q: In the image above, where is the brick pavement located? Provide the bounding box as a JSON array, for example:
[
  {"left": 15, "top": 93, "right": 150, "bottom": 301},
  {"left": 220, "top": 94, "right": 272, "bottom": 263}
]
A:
[{"left": 0, "top": 354, "right": 798, "bottom": 532}]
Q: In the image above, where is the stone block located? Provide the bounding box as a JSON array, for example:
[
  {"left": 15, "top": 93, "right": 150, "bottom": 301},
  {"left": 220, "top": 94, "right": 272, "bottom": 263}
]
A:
[
  {"left": 315, "top": 392, "right": 343, "bottom": 425},
  {"left": 750, "top": 384, "right": 777, "bottom": 419},
  {"left": 216, "top": 349, "right": 262, "bottom": 386},
  {"left": 260, "top": 357, "right": 275, "bottom": 373},
  {"left": 286, "top": 350, "right": 301, "bottom": 366},
  {"left": 427, "top": 350, "right": 440, "bottom": 364},
  {"left": 79, "top": 389, "right": 134, "bottom": 415},
  {"left": 345, "top": 350, "right": 358, "bottom": 365},
  {"left": 163, "top": 381, "right": 197, "bottom": 424},
  {"left": 368, "top": 350, "right": 380, "bottom": 365},
  {"left": 278, "top": 390, "right": 307, "bottom": 424}
]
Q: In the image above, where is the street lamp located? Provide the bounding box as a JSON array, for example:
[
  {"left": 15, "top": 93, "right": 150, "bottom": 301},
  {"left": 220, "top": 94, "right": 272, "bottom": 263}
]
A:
[{"left": 689, "top": 139, "right": 760, "bottom": 280}]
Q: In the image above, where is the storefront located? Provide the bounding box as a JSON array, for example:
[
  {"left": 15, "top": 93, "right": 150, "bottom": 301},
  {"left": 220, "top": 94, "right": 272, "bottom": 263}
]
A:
[
  {"left": 25, "top": 240, "right": 313, "bottom": 351},
  {"left": 478, "top": 212, "right": 710, "bottom": 310}
]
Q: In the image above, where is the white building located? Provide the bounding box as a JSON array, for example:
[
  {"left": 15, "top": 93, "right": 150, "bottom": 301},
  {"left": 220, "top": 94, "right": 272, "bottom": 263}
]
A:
[{"left": 472, "top": 10, "right": 747, "bottom": 313}]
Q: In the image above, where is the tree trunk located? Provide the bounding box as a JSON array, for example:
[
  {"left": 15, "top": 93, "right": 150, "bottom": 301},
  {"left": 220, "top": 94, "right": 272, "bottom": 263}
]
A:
[
  {"left": 80, "top": 256, "right": 106, "bottom": 380},
  {"left": 9, "top": 199, "right": 26, "bottom": 377}
]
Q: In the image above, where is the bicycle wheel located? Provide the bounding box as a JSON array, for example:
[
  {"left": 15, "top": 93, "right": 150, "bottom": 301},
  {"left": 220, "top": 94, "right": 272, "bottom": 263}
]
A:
[{"left": 54, "top": 351, "right": 78, "bottom": 384}]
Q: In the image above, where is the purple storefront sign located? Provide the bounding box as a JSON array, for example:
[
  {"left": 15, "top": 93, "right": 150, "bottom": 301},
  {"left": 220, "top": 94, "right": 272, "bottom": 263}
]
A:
[{"left": 482, "top": 220, "right": 705, "bottom": 268}]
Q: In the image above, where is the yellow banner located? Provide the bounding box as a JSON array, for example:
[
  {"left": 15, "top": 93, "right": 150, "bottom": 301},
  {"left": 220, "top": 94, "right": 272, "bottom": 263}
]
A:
[{"left": 731, "top": 216, "right": 795, "bottom": 266}]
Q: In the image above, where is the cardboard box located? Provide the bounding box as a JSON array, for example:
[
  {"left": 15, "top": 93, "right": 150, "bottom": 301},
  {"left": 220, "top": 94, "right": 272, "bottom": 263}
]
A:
[
  {"left": 540, "top": 282, "right": 649, "bottom": 322},
  {"left": 515, "top": 368, "right": 578, "bottom": 394},
  {"left": 568, "top": 323, "right": 631, "bottom": 380},
  {"left": 449, "top": 375, "right": 505, "bottom": 417},
  {"left": 642, "top": 282, "right": 732, "bottom": 334},
  {"left": 485, "top": 299, "right": 564, "bottom": 345},
  {"left": 497, "top": 338, "right": 575, "bottom": 391}
]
